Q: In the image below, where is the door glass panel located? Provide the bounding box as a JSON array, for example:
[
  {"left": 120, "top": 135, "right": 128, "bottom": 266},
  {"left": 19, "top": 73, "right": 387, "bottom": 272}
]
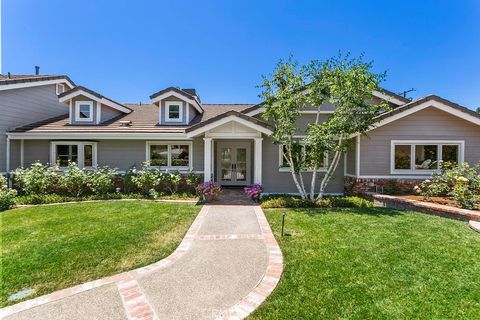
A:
[
  {"left": 221, "top": 148, "right": 232, "bottom": 181},
  {"left": 236, "top": 148, "right": 247, "bottom": 181}
]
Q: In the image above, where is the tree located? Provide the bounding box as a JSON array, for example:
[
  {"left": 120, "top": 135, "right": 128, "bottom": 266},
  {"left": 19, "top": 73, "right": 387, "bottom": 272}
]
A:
[{"left": 260, "top": 53, "right": 389, "bottom": 200}]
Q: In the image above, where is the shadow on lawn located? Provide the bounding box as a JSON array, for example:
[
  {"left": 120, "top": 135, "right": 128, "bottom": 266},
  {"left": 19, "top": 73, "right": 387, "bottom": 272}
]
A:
[{"left": 287, "top": 206, "right": 406, "bottom": 217}]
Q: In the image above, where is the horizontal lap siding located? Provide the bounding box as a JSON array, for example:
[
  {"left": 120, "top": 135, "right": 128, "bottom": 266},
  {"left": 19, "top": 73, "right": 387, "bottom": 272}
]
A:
[
  {"left": 262, "top": 137, "right": 344, "bottom": 194},
  {"left": 360, "top": 107, "right": 480, "bottom": 176}
]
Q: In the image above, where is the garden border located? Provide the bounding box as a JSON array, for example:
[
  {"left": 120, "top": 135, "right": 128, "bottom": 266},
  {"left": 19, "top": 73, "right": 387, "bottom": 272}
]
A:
[
  {"left": 12, "top": 198, "right": 199, "bottom": 209},
  {"left": 469, "top": 220, "right": 480, "bottom": 233},
  {"left": 372, "top": 194, "right": 480, "bottom": 222}
]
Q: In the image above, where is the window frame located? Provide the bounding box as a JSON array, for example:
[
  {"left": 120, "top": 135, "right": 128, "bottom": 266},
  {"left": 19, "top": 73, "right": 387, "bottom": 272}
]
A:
[
  {"left": 278, "top": 144, "right": 329, "bottom": 172},
  {"left": 74, "top": 101, "right": 94, "bottom": 122},
  {"left": 390, "top": 140, "right": 465, "bottom": 174},
  {"left": 146, "top": 141, "right": 193, "bottom": 171},
  {"left": 56, "top": 83, "right": 66, "bottom": 95},
  {"left": 50, "top": 141, "right": 97, "bottom": 169},
  {"left": 165, "top": 101, "right": 184, "bottom": 123}
]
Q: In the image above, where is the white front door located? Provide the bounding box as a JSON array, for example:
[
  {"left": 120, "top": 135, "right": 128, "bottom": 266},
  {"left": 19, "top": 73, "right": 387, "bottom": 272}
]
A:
[{"left": 217, "top": 142, "right": 251, "bottom": 186}]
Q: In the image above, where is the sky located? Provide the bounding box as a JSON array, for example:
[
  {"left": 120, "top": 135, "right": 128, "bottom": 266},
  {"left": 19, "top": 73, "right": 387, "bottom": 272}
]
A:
[{"left": 2, "top": 0, "right": 480, "bottom": 109}]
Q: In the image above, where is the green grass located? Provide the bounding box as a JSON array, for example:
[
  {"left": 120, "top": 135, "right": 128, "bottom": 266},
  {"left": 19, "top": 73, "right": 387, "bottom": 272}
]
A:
[
  {"left": 250, "top": 208, "right": 480, "bottom": 319},
  {"left": 0, "top": 200, "right": 201, "bottom": 307}
]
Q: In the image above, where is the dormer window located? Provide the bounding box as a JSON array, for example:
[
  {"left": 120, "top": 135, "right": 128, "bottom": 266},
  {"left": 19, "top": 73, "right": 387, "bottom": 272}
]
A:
[
  {"left": 75, "top": 101, "right": 93, "bottom": 122},
  {"left": 56, "top": 83, "right": 66, "bottom": 95},
  {"left": 165, "top": 101, "right": 183, "bottom": 122}
]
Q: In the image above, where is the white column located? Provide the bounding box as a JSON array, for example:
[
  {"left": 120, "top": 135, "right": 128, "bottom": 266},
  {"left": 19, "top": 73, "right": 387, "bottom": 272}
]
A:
[
  {"left": 20, "top": 139, "right": 24, "bottom": 168},
  {"left": 6, "top": 137, "right": 10, "bottom": 173},
  {"left": 254, "top": 137, "right": 263, "bottom": 184},
  {"left": 203, "top": 138, "right": 213, "bottom": 182}
]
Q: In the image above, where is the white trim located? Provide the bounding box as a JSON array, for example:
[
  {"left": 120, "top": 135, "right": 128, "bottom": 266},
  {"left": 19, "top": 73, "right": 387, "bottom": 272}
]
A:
[
  {"left": 206, "top": 131, "right": 261, "bottom": 139},
  {"left": 146, "top": 141, "right": 193, "bottom": 171},
  {"left": 278, "top": 144, "right": 328, "bottom": 172},
  {"left": 99, "top": 98, "right": 131, "bottom": 113},
  {"left": 186, "top": 104, "right": 190, "bottom": 124},
  {"left": 254, "top": 138, "right": 263, "bottom": 184},
  {"left": 164, "top": 101, "right": 184, "bottom": 123},
  {"left": 20, "top": 139, "right": 24, "bottom": 168},
  {"left": 390, "top": 140, "right": 465, "bottom": 175},
  {"left": 56, "top": 83, "right": 66, "bottom": 95},
  {"left": 0, "top": 78, "right": 75, "bottom": 91},
  {"left": 204, "top": 138, "right": 213, "bottom": 182},
  {"left": 187, "top": 115, "right": 273, "bottom": 138},
  {"left": 96, "top": 102, "right": 102, "bottom": 124},
  {"left": 68, "top": 100, "right": 73, "bottom": 124},
  {"left": 356, "top": 175, "right": 434, "bottom": 180},
  {"left": 244, "top": 107, "right": 263, "bottom": 117},
  {"left": 6, "top": 137, "right": 10, "bottom": 173},
  {"left": 355, "top": 135, "right": 360, "bottom": 176},
  {"left": 344, "top": 173, "right": 357, "bottom": 178},
  {"left": 74, "top": 101, "right": 94, "bottom": 122},
  {"left": 367, "top": 100, "right": 480, "bottom": 134},
  {"left": 8, "top": 132, "right": 190, "bottom": 140},
  {"left": 151, "top": 90, "right": 203, "bottom": 114},
  {"left": 50, "top": 141, "right": 98, "bottom": 169},
  {"left": 59, "top": 89, "right": 131, "bottom": 114},
  {"left": 372, "top": 90, "right": 406, "bottom": 106}
]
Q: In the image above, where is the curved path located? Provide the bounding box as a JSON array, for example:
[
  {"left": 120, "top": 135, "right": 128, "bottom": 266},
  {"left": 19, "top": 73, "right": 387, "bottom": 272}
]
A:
[{"left": 1, "top": 203, "right": 283, "bottom": 320}]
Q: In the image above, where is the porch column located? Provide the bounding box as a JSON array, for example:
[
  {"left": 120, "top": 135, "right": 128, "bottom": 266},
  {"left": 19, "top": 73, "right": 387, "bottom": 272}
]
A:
[
  {"left": 6, "top": 137, "right": 10, "bottom": 173},
  {"left": 254, "top": 137, "right": 263, "bottom": 184},
  {"left": 203, "top": 137, "right": 213, "bottom": 182}
]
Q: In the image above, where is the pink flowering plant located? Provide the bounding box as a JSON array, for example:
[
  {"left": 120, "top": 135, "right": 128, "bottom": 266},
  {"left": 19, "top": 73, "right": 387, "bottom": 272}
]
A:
[
  {"left": 244, "top": 184, "right": 263, "bottom": 200},
  {"left": 196, "top": 181, "right": 222, "bottom": 199}
]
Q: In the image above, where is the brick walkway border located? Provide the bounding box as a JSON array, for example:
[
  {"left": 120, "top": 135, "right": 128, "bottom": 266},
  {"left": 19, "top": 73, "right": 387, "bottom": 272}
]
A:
[
  {"left": 219, "top": 206, "right": 284, "bottom": 320},
  {"left": 0, "top": 205, "right": 209, "bottom": 319},
  {"left": 373, "top": 194, "right": 480, "bottom": 222}
]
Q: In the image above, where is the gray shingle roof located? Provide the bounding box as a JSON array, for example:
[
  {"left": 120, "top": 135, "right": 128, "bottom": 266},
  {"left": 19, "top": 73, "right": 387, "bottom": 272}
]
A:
[{"left": 0, "top": 74, "right": 75, "bottom": 86}]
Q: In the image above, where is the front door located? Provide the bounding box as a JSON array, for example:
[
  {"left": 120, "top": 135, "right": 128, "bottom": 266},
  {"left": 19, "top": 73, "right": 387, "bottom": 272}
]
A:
[{"left": 217, "top": 142, "right": 251, "bottom": 186}]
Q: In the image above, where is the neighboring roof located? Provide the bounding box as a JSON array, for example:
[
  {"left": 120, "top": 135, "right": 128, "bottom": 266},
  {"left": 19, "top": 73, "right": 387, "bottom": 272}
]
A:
[
  {"left": 58, "top": 86, "right": 132, "bottom": 113},
  {"left": 0, "top": 74, "right": 75, "bottom": 90},
  {"left": 375, "top": 88, "right": 410, "bottom": 104},
  {"left": 368, "top": 94, "right": 480, "bottom": 131},
  {"left": 8, "top": 103, "right": 258, "bottom": 134}
]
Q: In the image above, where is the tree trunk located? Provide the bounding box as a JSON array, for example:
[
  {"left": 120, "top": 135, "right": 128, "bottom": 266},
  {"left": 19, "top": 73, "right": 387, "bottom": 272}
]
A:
[
  {"left": 309, "top": 104, "right": 323, "bottom": 201},
  {"left": 316, "top": 135, "right": 344, "bottom": 200},
  {"left": 286, "top": 143, "right": 307, "bottom": 199}
]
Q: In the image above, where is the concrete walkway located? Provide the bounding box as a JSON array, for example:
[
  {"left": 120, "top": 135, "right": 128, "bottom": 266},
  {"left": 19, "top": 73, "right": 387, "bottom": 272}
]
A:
[{"left": 1, "top": 196, "right": 283, "bottom": 320}]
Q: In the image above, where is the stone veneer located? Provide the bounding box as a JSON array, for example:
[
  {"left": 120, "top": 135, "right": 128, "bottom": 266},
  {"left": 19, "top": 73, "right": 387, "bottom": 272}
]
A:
[{"left": 344, "top": 176, "right": 424, "bottom": 195}]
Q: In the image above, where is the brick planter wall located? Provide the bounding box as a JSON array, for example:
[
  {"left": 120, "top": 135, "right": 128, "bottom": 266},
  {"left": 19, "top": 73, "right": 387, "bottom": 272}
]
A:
[
  {"left": 344, "top": 176, "right": 424, "bottom": 195},
  {"left": 373, "top": 194, "right": 480, "bottom": 222}
]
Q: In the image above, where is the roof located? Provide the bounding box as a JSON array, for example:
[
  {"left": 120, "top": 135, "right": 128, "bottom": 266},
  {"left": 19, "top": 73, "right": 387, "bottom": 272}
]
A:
[
  {"left": 150, "top": 87, "right": 196, "bottom": 100},
  {"left": 9, "top": 103, "right": 258, "bottom": 134},
  {"left": 58, "top": 86, "right": 132, "bottom": 113},
  {"left": 0, "top": 74, "right": 75, "bottom": 87},
  {"left": 376, "top": 88, "right": 410, "bottom": 104},
  {"left": 186, "top": 110, "right": 273, "bottom": 134}
]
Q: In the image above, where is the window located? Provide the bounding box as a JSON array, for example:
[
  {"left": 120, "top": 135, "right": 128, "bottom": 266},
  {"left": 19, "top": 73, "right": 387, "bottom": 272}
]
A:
[
  {"left": 75, "top": 101, "right": 93, "bottom": 122},
  {"left": 147, "top": 142, "right": 192, "bottom": 170},
  {"left": 51, "top": 142, "right": 97, "bottom": 168},
  {"left": 391, "top": 141, "right": 463, "bottom": 173},
  {"left": 279, "top": 144, "right": 328, "bottom": 172},
  {"left": 165, "top": 101, "right": 183, "bottom": 122},
  {"left": 56, "top": 83, "right": 66, "bottom": 95}
]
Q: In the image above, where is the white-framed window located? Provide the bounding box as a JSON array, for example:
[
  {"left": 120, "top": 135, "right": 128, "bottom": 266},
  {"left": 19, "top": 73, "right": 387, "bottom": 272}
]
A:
[
  {"left": 391, "top": 140, "right": 464, "bottom": 174},
  {"left": 74, "top": 101, "right": 94, "bottom": 122},
  {"left": 50, "top": 141, "right": 97, "bottom": 169},
  {"left": 278, "top": 144, "right": 328, "bottom": 172},
  {"left": 56, "top": 83, "right": 66, "bottom": 95},
  {"left": 146, "top": 141, "right": 192, "bottom": 170},
  {"left": 165, "top": 101, "right": 183, "bottom": 122}
]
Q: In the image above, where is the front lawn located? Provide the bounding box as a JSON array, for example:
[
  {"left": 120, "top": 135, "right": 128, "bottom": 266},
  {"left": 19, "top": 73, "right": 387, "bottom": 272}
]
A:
[
  {"left": 250, "top": 208, "right": 480, "bottom": 319},
  {"left": 1, "top": 200, "right": 201, "bottom": 307}
]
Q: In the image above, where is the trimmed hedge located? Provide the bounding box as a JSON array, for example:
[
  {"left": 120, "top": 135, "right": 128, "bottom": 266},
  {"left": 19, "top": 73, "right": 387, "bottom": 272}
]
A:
[{"left": 260, "top": 194, "right": 373, "bottom": 209}]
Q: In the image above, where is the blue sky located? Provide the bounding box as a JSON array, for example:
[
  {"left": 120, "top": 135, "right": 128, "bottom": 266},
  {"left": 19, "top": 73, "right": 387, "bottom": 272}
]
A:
[{"left": 2, "top": 1, "right": 480, "bottom": 109}]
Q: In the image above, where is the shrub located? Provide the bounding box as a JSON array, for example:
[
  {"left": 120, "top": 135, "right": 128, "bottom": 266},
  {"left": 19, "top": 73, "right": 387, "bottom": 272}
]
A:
[
  {"left": 417, "top": 162, "right": 480, "bottom": 209},
  {"left": 186, "top": 172, "right": 202, "bottom": 192},
  {"left": 130, "top": 162, "right": 161, "bottom": 194},
  {"left": 0, "top": 175, "right": 17, "bottom": 211},
  {"left": 88, "top": 166, "right": 117, "bottom": 195},
  {"left": 59, "top": 162, "right": 90, "bottom": 197},
  {"left": 14, "top": 162, "right": 59, "bottom": 195},
  {"left": 160, "top": 171, "right": 182, "bottom": 194},
  {"left": 260, "top": 194, "right": 373, "bottom": 209}
]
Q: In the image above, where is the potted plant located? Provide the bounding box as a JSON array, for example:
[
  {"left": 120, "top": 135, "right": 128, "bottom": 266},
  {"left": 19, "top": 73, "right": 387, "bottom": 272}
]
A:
[
  {"left": 196, "top": 181, "right": 222, "bottom": 202},
  {"left": 244, "top": 184, "right": 263, "bottom": 202}
]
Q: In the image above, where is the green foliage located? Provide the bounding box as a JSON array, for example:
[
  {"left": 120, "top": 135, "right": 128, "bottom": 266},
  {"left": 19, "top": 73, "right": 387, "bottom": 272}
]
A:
[
  {"left": 260, "top": 194, "right": 372, "bottom": 209},
  {"left": 418, "top": 162, "right": 480, "bottom": 209},
  {"left": 129, "top": 162, "right": 161, "bottom": 194},
  {"left": 0, "top": 175, "right": 17, "bottom": 211},
  {"left": 160, "top": 171, "right": 182, "bottom": 194},
  {"left": 88, "top": 166, "right": 117, "bottom": 195},
  {"left": 186, "top": 172, "right": 202, "bottom": 193},
  {"left": 14, "top": 162, "right": 59, "bottom": 195},
  {"left": 59, "top": 162, "right": 90, "bottom": 197}
]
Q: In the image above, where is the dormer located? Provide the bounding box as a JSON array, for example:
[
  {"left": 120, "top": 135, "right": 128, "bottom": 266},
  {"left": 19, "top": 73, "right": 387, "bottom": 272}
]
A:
[
  {"left": 150, "top": 87, "right": 203, "bottom": 125},
  {"left": 58, "top": 86, "right": 132, "bottom": 125}
]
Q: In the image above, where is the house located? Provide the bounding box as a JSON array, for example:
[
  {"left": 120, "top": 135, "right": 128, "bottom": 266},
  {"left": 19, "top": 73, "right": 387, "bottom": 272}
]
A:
[{"left": 2, "top": 74, "right": 479, "bottom": 195}]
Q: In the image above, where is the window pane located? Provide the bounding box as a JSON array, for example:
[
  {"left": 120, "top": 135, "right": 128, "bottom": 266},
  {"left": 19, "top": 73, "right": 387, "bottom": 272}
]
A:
[
  {"left": 168, "top": 105, "right": 180, "bottom": 119},
  {"left": 171, "top": 145, "right": 189, "bottom": 167},
  {"left": 150, "top": 145, "right": 168, "bottom": 166},
  {"left": 415, "top": 145, "right": 438, "bottom": 169},
  {"left": 280, "top": 145, "right": 289, "bottom": 167},
  {"left": 84, "top": 145, "right": 93, "bottom": 167},
  {"left": 79, "top": 105, "right": 91, "bottom": 118},
  {"left": 56, "top": 145, "right": 70, "bottom": 167},
  {"left": 442, "top": 145, "right": 459, "bottom": 164},
  {"left": 394, "top": 145, "right": 411, "bottom": 170}
]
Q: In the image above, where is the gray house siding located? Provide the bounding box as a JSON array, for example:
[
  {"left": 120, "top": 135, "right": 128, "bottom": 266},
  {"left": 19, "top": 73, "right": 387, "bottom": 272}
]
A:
[
  {"left": 23, "top": 140, "right": 50, "bottom": 166},
  {"left": 359, "top": 107, "right": 480, "bottom": 176},
  {"left": 345, "top": 138, "right": 356, "bottom": 176},
  {"left": 261, "top": 137, "right": 344, "bottom": 194},
  {"left": 0, "top": 84, "right": 68, "bottom": 172}
]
